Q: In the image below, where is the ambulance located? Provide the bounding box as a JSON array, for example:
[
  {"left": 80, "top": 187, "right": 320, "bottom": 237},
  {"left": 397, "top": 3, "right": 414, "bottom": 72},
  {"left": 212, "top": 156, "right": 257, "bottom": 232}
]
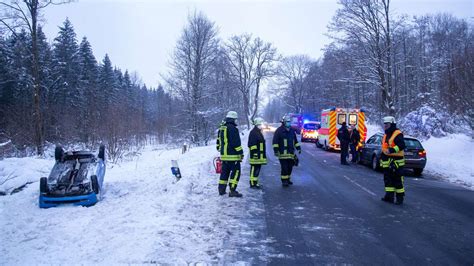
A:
[{"left": 317, "top": 108, "right": 367, "bottom": 151}]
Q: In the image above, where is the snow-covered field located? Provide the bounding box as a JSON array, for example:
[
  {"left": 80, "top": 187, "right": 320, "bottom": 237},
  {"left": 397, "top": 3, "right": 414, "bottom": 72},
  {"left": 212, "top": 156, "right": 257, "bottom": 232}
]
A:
[
  {"left": 365, "top": 123, "right": 473, "bottom": 188},
  {"left": 0, "top": 143, "right": 269, "bottom": 264}
]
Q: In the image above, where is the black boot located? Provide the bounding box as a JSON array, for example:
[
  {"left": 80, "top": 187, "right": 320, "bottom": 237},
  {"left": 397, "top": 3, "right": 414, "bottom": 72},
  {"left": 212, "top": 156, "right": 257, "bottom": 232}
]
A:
[
  {"left": 250, "top": 184, "right": 262, "bottom": 189},
  {"left": 218, "top": 186, "right": 226, "bottom": 196},
  {"left": 229, "top": 190, "right": 243, "bottom": 197},
  {"left": 282, "top": 180, "right": 289, "bottom": 187},
  {"left": 381, "top": 192, "right": 394, "bottom": 203},
  {"left": 395, "top": 195, "right": 404, "bottom": 205},
  {"left": 288, "top": 179, "right": 294, "bottom": 185}
]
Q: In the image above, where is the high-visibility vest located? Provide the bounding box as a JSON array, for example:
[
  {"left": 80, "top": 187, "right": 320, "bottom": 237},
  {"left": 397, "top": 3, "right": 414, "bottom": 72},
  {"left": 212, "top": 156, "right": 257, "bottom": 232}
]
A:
[{"left": 382, "top": 130, "right": 404, "bottom": 157}]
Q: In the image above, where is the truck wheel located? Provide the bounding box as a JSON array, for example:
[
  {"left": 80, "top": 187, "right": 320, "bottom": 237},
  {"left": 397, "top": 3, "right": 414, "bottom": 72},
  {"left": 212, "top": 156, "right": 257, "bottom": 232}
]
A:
[
  {"left": 40, "top": 177, "right": 48, "bottom": 194},
  {"left": 91, "top": 175, "right": 100, "bottom": 194},
  {"left": 413, "top": 168, "right": 423, "bottom": 177},
  {"left": 54, "top": 145, "right": 64, "bottom": 161},
  {"left": 98, "top": 145, "right": 105, "bottom": 160}
]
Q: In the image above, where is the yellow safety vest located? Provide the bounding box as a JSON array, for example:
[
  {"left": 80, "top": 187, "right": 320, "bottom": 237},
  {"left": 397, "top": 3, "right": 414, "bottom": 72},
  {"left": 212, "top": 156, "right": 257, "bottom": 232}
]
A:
[{"left": 382, "top": 130, "right": 404, "bottom": 157}]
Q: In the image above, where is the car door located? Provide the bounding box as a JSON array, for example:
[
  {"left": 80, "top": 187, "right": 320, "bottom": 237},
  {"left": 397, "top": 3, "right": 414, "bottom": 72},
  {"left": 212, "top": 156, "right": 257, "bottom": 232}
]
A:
[{"left": 361, "top": 135, "right": 376, "bottom": 162}]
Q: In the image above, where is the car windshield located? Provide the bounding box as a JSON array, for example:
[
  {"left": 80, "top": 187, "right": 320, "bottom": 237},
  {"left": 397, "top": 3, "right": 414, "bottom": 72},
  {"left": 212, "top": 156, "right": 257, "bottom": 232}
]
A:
[
  {"left": 404, "top": 138, "right": 423, "bottom": 149},
  {"left": 304, "top": 123, "right": 318, "bottom": 130}
]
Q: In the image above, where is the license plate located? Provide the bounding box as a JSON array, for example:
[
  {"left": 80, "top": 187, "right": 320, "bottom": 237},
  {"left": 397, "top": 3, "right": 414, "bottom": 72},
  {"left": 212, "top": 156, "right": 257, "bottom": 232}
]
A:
[{"left": 405, "top": 151, "right": 413, "bottom": 156}]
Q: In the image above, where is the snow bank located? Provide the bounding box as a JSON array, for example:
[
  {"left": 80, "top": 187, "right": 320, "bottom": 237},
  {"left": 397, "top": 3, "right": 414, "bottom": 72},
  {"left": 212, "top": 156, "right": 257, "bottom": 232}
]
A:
[
  {"left": 399, "top": 106, "right": 472, "bottom": 139},
  {"left": 421, "top": 134, "right": 474, "bottom": 188},
  {"left": 0, "top": 141, "right": 267, "bottom": 264}
]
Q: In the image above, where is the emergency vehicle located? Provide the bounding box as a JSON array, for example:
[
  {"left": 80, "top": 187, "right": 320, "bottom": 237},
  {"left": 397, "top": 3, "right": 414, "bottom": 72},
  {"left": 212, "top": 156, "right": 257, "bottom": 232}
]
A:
[
  {"left": 317, "top": 108, "right": 367, "bottom": 151},
  {"left": 286, "top": 113, "right": 303, "bottom": 134}
]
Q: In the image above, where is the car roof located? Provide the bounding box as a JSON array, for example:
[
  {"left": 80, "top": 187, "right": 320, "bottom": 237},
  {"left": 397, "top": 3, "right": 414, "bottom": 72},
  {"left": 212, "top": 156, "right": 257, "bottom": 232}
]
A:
[{"left": 370, "top": 132, "right": 421, "bottom": 141}]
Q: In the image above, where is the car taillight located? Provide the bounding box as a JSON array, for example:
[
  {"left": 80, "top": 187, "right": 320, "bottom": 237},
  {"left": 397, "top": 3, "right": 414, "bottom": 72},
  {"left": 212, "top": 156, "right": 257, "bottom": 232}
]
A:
[{"left": 418, "top": 150, "right": 426, "bottom": 157}]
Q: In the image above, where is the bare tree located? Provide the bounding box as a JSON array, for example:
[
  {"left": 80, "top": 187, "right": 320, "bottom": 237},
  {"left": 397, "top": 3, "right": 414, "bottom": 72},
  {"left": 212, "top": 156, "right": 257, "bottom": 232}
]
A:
[
  {"left": 250, "top": 37, "right": 278, "bottom": 122},
  {"left": 0, "top": 0, "right": 71, "bottom": 155},
  {"left": 225, "top": 34, "right": 277, "bottom": 127},
  {"left": 277, "top": 55, "right": 312, "bottom": 113},
  {"left": 329, "top": 0, "right": 396, "bottom": 115},
  {"left": 165, "top": 11, "right": 219, "bottom": 144}
]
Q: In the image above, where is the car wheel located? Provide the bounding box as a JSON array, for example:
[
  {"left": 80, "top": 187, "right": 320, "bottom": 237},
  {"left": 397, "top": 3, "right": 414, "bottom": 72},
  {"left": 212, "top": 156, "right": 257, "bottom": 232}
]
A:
[
  {"left": 413, "top": 168, "right": 423, "bottom": 177},
  {"left": 98, "top": 145, "right": 105, "bottom": 160},
  {"left": 91, "top": 175, "right": 100, "bottom": 194},
  {"left": 40, "top": 177, "right": 48, "bottom": 194},
  {"left": 371, "top": 155, "right": 379, "bottom": 171},
  {"left": 54, "top": 145, "right": 64, "bottom": 161}
]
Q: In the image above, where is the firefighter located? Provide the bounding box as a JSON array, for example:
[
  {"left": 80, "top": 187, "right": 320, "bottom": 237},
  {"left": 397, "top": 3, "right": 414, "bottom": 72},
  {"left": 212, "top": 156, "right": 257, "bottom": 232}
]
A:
[
  {"left": 380, "top": 116, "right": 406, "bottom": 205},
  {"left": 248, "top": 117, "right": 267, "bottom": 189},
  {"left": 349, "top": 125, "right": 360, "bottom": 163},
  {"left": 337, "top": 122, "right": 350, "bottom": 165},
  {"left": 272, "top": 116, "right": 301, "bottom": 187},
  {"left": 217, "top": 111, "right": 244, "bottom": 197}
]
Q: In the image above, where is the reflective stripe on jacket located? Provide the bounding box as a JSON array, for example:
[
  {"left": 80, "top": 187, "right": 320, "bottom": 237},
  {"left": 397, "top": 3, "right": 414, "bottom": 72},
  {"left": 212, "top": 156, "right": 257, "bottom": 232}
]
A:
[
  {"left": 217, "top": 121, "right": 243, "bottom": 161},
  {"left": 272, "top": 125, "right": 301, "bottom": 159},
  {"left": 248, "top": 126, "right": 267, "bottom": 165}
]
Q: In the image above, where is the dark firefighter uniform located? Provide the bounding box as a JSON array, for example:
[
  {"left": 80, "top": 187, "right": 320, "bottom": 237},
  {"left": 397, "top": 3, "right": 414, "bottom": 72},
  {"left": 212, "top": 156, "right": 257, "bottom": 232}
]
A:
[
  {"left": 217, "top": 117, "right": 243, "bottom": 197},
  {"left": 248, "top": 125, "right": 267, "bottom": 188},
  {"left": 380, "top": 122, "right": 406, "bottom": 205},
  {"left": 272, "top": 122, "right": 301, "bottom": 186}
]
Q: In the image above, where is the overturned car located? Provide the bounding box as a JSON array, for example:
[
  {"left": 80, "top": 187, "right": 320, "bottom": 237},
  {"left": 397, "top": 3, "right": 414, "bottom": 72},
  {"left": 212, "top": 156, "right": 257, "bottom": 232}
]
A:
[{"left": 39, "top": 145, "right": 106, "bottom": 208}]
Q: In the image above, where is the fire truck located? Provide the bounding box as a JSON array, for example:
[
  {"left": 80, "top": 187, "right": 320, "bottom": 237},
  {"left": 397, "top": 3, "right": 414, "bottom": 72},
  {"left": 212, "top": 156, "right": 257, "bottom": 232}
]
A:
[{"left": 317, "top": 108, "right": 367, "bottom": 151}]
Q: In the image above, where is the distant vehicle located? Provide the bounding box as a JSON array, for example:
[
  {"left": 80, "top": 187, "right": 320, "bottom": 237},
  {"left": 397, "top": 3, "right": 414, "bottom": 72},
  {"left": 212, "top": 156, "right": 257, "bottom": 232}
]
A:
[
  {"left": 358, "top": 133, "right": 427, "bottom": 176},
  {"left": 39, "top": 145, "right": 106, "bottom": 208},
  {"left": 317, "top": 107, "right": 367, "bottom": 150},
  {"left": 286, "top": 113, "right": 303, "bottom": 134},
  {"left": 301, "top": 121, "right": 320, "bottom": 142}
]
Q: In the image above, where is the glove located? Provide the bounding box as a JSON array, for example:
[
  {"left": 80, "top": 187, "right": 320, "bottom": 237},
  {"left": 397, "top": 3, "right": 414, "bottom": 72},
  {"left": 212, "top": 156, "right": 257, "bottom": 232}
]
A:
[
  {"left": 388, "top": 148, "right": 396, "bottom": 154},
  {"left": 240, "top": 154, "right": 244, "bottom": 160},
  {"left": 298, "top": 149, "right": 302, "bottom": 154},
  {"left": 274, "top": 152, "right": 280, "bottom": 157}
]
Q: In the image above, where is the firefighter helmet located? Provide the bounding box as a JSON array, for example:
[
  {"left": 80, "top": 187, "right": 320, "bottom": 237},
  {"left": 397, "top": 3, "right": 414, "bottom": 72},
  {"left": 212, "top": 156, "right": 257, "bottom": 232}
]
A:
[
  {"left": 226, "top": 111, "right": 238, "bottom": 119},
  {"left": 281, "top": 115, "right": 291, "bottom": 123},
  {"left": 383, "top": 116, "right": 396, "bottom": 124},
  {"left": 253, "top": 117, "right": 264, "bottom": 126}
]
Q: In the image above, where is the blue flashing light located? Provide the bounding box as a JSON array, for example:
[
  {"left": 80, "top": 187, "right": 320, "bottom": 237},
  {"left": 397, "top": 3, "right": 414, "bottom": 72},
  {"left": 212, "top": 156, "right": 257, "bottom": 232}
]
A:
[{"left": 303, "top": 119, "right": 310, "bottom": 124}]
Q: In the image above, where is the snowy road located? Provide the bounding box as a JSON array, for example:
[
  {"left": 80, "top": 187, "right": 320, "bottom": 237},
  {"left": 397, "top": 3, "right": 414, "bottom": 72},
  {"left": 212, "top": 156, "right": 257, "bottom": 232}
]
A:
[
  {"left": 236, "top": 134, "right": 474, "bottom": 264},
  {"left": 1, "top": 134, "right": 473, "bottom": 264}
]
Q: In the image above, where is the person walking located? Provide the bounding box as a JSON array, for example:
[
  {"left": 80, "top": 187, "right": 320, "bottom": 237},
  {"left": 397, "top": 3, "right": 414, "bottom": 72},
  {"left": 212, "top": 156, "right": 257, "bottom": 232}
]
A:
[
  {"left": 380, "top": 116, "right": 406, "bottom": 205},
  {"left": 247, "top": 117, "right": 267, "bottom": 189},
  {"left": 349, "top": 125, "right": 360, "bottom": 163},
  {"left": 272, "top": 116, "right": 301, "bottom": 187},
  {"left": 337, "top": 122, "right": 350, "bottom": 165},
  {"left": 217, "top": 111, "right": 244, "bottom": 197}
]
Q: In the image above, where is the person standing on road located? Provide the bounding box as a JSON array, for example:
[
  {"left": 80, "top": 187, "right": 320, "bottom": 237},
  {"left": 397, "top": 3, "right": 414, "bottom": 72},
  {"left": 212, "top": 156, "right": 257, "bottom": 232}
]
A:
[
  {"left": 380, "top": 116, "right": 406, "bottom": 205},
  {"left": 337, "top": 122, "right": 350, "bottom": 165},
  {"left": 349, "top": 125, "right": 360, "bottom": 163},
  {"left": 272, "top": 116, "right": 301, "bottom": 187},
  {"left": 217, "top": 111, "right": 244, "bottom": 197},
  {"left": 247, "top": 117, "right": 267, "bottom": 189}
]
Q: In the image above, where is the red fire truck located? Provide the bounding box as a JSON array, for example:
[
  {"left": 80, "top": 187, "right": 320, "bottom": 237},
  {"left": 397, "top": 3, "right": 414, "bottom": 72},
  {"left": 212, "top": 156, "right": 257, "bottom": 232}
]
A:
[{"left": 317, "top": 108, "right": 367, "bottom": 151}]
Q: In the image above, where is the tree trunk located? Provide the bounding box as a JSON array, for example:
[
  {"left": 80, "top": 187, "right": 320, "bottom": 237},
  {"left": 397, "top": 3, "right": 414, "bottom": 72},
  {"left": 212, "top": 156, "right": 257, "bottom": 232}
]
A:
[{"left": 30, "top": 1, "right": 43, "bottom": 155}]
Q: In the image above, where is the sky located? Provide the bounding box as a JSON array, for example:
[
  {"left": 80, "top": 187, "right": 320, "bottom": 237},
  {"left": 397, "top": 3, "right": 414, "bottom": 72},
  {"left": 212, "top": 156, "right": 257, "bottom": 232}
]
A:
[{"left": 41, "top": 0, "right": 473, "bottom": 88}]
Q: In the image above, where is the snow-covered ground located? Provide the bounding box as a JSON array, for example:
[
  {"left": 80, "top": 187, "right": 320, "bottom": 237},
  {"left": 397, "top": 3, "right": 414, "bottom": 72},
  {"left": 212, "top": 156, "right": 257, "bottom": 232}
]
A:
[
  {"left": 422, "top": 134, "right": 474, "bottom": 188},
  {"left": 365, "top": 123, "right": 473, "bottom": 189},
  {"left": 0, "top": 142, "right": 270, "bottom": 264}
]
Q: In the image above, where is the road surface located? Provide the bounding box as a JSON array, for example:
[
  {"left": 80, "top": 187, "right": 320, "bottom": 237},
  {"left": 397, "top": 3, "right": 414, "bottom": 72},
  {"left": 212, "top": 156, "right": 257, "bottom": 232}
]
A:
[{"left": 224, "top": 132, "right": 474, "bottom": 265}]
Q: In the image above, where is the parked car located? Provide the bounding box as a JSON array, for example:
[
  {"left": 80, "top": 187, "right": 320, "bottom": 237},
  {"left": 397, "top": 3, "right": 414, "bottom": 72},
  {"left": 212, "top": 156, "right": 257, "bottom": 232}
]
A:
[
  {"left": 39, "top": 145, "right": 106, "bottom": 208},
  {"left": 358, "top": 133, "right": 427, "bottom": 176},
  {"left": 301, "top": 121, "right": 320, "bottom": 142}
]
